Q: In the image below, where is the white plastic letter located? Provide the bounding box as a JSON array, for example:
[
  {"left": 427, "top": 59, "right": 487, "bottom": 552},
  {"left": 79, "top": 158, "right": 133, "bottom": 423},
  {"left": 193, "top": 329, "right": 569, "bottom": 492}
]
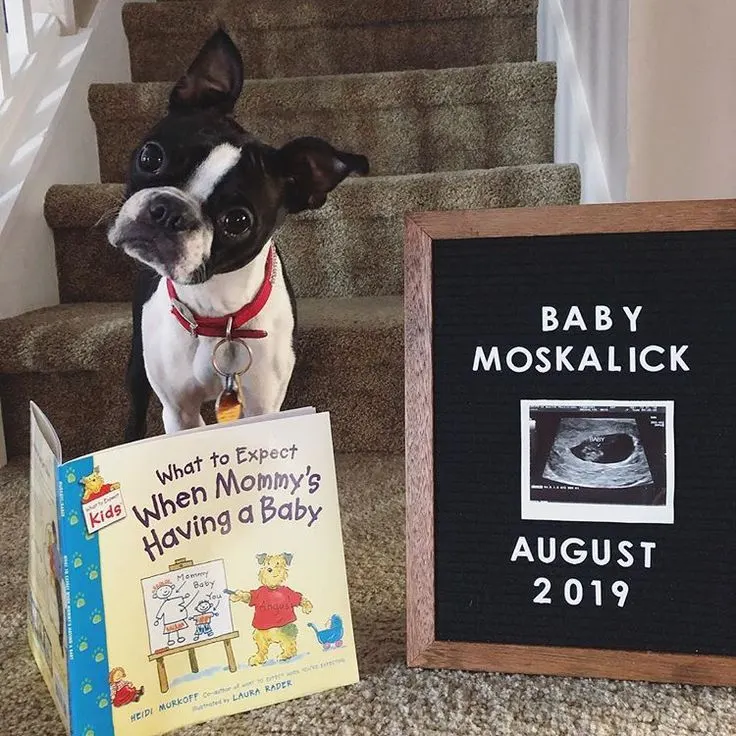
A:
[{"left": 541, "top": 307, "right": 558, "bottom": 332}]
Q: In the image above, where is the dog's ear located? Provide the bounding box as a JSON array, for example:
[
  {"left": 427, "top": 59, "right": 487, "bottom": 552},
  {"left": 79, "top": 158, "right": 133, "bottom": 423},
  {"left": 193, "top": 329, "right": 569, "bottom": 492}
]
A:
[
  {"left": 256, "top": 553, "right": 267, "bottom": 565},
  {"left": 169, "top": 28, "right": 244, "bottom": 114},
  {"left": 276, "top": 136, "right": 369, "bottom": 213},
  {"left": 282, "top": 553, "right": 293, "bottom": 566}
]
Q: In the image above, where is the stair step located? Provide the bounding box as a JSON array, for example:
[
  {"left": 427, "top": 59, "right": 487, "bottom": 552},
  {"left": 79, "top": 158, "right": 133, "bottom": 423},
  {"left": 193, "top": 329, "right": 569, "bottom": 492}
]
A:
[
  {"left": 123, "top": 0, "right": 538, "bottom": 82},
  {"left": 46, "top": 165, "right": 580, "bottom": 303},
  {"left": 0, "top": 297, "right": 403, "bottom": 459},
  {"left": 89, "top": 62, "right": 557, "bottom": 183}
]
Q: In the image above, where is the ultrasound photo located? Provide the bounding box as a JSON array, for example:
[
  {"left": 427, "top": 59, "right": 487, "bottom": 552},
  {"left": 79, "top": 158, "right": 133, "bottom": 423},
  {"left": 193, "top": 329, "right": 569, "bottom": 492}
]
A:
[
  {"left": 520, "top": 400, "right": 675, "bottom": 524},
  {"left": 543, "top": 417, "right": 654, "bottom": 490}
]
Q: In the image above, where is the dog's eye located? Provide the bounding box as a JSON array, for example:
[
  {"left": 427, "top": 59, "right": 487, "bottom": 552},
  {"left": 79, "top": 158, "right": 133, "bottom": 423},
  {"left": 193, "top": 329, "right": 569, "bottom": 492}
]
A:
[
  {"left": 221, "top": 207, "right": 253, "bottom": 237},
  {"left": 138, "top": 141, "right": 166, "bottom": 174}
]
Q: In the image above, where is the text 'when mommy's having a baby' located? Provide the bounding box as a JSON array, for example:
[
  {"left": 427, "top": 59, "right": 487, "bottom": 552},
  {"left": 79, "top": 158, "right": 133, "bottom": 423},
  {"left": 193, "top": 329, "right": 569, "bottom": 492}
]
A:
[
  {"left": 130, "top": 466, "right": 324, "bottom": 563},
  {"left": 138, "top": 466, "right": 321, "bottom": 528}
]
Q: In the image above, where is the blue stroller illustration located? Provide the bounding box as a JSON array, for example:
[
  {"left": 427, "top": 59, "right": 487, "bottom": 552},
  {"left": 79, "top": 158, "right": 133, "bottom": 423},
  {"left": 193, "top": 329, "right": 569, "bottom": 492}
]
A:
[{"left": 308, "top": 614, "right": 344, "bottom": 650}]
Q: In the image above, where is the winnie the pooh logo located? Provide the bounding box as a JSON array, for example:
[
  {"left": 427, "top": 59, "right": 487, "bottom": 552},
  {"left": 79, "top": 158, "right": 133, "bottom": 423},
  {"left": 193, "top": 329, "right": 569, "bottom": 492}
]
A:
[
  {"left": 79, "top": 467, "right": 126, "bottom": 533},
  {"left": 79, "top": 467, "right": 120, "bottom": 504}
]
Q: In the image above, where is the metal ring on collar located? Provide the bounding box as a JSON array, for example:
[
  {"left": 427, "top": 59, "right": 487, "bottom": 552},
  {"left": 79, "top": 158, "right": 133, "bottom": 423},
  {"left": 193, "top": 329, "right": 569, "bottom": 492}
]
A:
[{"left": 211, "top": 337, "right": 253, "bottom": 377}]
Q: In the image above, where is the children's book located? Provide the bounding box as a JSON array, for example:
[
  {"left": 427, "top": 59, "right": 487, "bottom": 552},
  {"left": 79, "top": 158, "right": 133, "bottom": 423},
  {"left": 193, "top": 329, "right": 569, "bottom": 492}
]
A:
[{"left": 27, "top": 403, "right": 359, "bottom": 736}]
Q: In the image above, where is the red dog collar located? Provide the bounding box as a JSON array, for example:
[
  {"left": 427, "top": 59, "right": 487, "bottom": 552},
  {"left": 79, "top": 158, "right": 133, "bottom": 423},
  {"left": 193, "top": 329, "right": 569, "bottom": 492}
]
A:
[{"left": 166, "top": 246, "right": 276, "bottom": 339}]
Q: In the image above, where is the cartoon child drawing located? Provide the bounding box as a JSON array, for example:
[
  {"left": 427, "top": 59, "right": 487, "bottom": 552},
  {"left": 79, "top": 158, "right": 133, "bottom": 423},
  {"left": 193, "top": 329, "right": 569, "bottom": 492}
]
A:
[
  {"left": 152, "top": 579, "right": 194, "bottom": 646},
  {"left": 189, "top": 598, "right": 220, "bottom": 641},
  {"left": 79, "top": 467, "right": 120, "bottom": 504},
  {"left": 46, "top": 522, "right": 64, "bottom": 650},
  {"left": 109, "top": 667, "right": 144, "bottom": 707}
]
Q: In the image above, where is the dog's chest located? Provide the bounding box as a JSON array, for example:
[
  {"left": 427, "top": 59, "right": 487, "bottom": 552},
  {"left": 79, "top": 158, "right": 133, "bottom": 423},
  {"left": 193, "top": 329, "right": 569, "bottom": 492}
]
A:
[{"left": 141, "top": 271, "right": 294, "bottom": 403}]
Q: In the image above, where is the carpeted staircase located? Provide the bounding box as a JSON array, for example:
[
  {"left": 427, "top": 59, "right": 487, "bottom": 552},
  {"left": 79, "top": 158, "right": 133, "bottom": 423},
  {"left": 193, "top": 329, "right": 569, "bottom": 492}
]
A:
[
  {"left": 0, "top": 0, "right": 583, "bottom": 462},
  {"left": 5, "top": 3, "right": 729, "bottom": 735}
]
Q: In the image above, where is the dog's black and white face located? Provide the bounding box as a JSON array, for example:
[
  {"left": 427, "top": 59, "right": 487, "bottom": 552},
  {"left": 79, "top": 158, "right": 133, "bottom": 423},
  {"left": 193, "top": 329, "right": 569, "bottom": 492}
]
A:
[{"left": 108, "top": 30, "right": 368, "bottom": 285}]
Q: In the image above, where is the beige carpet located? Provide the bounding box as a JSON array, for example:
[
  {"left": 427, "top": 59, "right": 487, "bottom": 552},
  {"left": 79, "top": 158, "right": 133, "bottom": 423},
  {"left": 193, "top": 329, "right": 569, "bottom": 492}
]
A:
[
  {"left": 88, "top": 62, "right": 558, "bottom": 183},
  {"left": 2, "top": 455, "right": 735, "bottom": 735}
]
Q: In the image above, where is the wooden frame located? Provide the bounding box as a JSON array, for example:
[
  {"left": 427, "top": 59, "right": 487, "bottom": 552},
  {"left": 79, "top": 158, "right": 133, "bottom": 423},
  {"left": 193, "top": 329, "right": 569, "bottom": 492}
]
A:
[{"left": 405, "top": 198, "right": 736, "bottom": 687}]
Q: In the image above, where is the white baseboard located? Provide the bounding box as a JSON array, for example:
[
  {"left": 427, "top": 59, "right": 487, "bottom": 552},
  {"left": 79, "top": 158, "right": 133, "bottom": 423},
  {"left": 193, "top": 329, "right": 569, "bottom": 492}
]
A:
[{"left": 537, "top": 0, "right": 612, "bottom": 204}]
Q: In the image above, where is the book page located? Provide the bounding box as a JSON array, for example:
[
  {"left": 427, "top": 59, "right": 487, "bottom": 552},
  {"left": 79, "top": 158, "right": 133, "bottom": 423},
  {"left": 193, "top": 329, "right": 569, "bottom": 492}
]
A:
[
  {"left": 28, "top": 402, "right": 70, "bottom": 731},
  {"left": 55, "top": 409, "right": 358, "bottom": 736}
]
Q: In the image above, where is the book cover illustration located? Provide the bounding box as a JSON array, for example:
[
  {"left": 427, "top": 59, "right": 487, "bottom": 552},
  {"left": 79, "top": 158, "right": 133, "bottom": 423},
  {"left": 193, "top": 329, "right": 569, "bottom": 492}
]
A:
[{"left": 28, "top": 405, "right": 359, "bottom": 736}]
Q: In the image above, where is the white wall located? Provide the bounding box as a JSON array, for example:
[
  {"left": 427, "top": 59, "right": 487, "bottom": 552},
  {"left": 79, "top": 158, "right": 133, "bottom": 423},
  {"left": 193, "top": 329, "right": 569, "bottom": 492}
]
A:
[
  {"left": 627, "top": 0, "right": 736, "bottom": 201},
  {"left": 32, "top": 0, "right": 77, "bottom": 34},
  {"left": 538, "top": 0, "right": 630, "bottom": 203},
  {"left": 540, "top": 0, "right": 736, "bottom": 204},
  {"left": 561, "top": 0, "right": 629, "bottom": 202},
  {"left": 0, "top": 0, "right": 132, "bottom": 320}
]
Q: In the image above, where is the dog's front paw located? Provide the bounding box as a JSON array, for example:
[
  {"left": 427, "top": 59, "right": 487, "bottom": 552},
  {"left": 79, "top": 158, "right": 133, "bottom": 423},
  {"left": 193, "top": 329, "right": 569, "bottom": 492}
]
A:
[
  {"left": 230, "top": 589, "right": 250, "bottom": 604},
  {"left": 301, "top": 598, "right": 313, "bottom": 614}
]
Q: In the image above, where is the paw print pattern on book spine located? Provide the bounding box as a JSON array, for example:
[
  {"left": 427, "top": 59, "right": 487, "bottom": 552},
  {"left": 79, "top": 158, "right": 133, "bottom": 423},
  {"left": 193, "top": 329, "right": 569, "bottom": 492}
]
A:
[{"left": 60, "top": 457, "right": 114, "bottom": 735}]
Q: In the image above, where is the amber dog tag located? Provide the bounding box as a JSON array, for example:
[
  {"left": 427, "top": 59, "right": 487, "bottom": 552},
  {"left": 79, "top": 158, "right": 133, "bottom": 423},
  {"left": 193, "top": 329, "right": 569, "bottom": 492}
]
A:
[
  {"left": 212, "top": 334, "right": 253, "bottom": 424},
  {"left": 216, "top": 374, "right": 245, "bottom": 423}
]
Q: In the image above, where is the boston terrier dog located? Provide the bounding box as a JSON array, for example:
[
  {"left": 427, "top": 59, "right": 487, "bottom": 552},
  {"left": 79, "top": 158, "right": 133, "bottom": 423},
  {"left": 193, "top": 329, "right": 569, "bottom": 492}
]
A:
[{"left": 108, "top": 29, "right": 368, "bottom": 441}]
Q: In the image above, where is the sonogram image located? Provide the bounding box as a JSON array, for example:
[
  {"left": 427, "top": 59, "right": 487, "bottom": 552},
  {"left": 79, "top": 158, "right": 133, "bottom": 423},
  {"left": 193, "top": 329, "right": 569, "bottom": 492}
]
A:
[
  {"left": 542, "top": 417, "right": 653, "bottom": 489},
  {"left": 525, "top": 402, "right": 670, "bottom": 508}
]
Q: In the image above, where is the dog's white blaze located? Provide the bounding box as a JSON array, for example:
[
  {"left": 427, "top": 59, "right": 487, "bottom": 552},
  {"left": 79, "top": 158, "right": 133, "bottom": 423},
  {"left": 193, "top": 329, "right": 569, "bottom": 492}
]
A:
[{"left": 186, "top": 143, "right": 242, "bottom": 202}]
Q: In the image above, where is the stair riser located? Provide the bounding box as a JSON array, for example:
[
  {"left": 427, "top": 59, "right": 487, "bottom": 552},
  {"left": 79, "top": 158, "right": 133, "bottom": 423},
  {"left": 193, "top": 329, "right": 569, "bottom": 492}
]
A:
[
  {"left": 95, "top": 104, "right": 555, "bottom": 183},
  {"left": 55, "top": 228, "right": 136, "bottom": 304},
  {"left": 141, "top": 0, "right": 537, "bottom": 19},
  {"left": 90, "top": 65, "right": 557, "bottom": 183},
  {"left": 50, "top": 166, "right": 581, "bottom": 303},
  {"left": 54, "top": 220, "right": 412, "bottom": 303},
  {"left": 127, "top": 17, "right": 536, "bottom": 83},
  {"left": 0, "top": 328, "right": 403, "bottom": 460}
]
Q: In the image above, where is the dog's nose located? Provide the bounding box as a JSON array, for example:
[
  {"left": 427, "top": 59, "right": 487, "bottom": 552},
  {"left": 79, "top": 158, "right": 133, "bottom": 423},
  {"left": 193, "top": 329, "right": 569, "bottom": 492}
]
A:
[{"left": 147, "top": 195, "right": 194, "bottom": 232}]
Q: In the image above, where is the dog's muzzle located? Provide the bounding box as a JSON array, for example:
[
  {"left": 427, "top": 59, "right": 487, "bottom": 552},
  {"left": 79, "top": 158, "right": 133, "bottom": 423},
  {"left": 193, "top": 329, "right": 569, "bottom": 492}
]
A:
[
  {"left": 143, "top": 192, "right": 199, "bottom": 233},
  {"left": 108, "top": 187, "right": 212, "bottom": 283}
]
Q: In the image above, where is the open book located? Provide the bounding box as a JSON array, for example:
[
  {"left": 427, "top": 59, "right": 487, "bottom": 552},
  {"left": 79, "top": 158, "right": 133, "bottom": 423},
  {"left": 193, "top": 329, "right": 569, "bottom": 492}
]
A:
[{"left": 27, "top": 404, "right": 359, "bottom": 736}]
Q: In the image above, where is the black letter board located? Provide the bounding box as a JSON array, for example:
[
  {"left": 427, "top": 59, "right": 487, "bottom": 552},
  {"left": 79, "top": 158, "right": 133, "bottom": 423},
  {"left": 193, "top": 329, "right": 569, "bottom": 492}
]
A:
[{"left": 405, "top": 200, "right": 736, "bottom": 686}]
